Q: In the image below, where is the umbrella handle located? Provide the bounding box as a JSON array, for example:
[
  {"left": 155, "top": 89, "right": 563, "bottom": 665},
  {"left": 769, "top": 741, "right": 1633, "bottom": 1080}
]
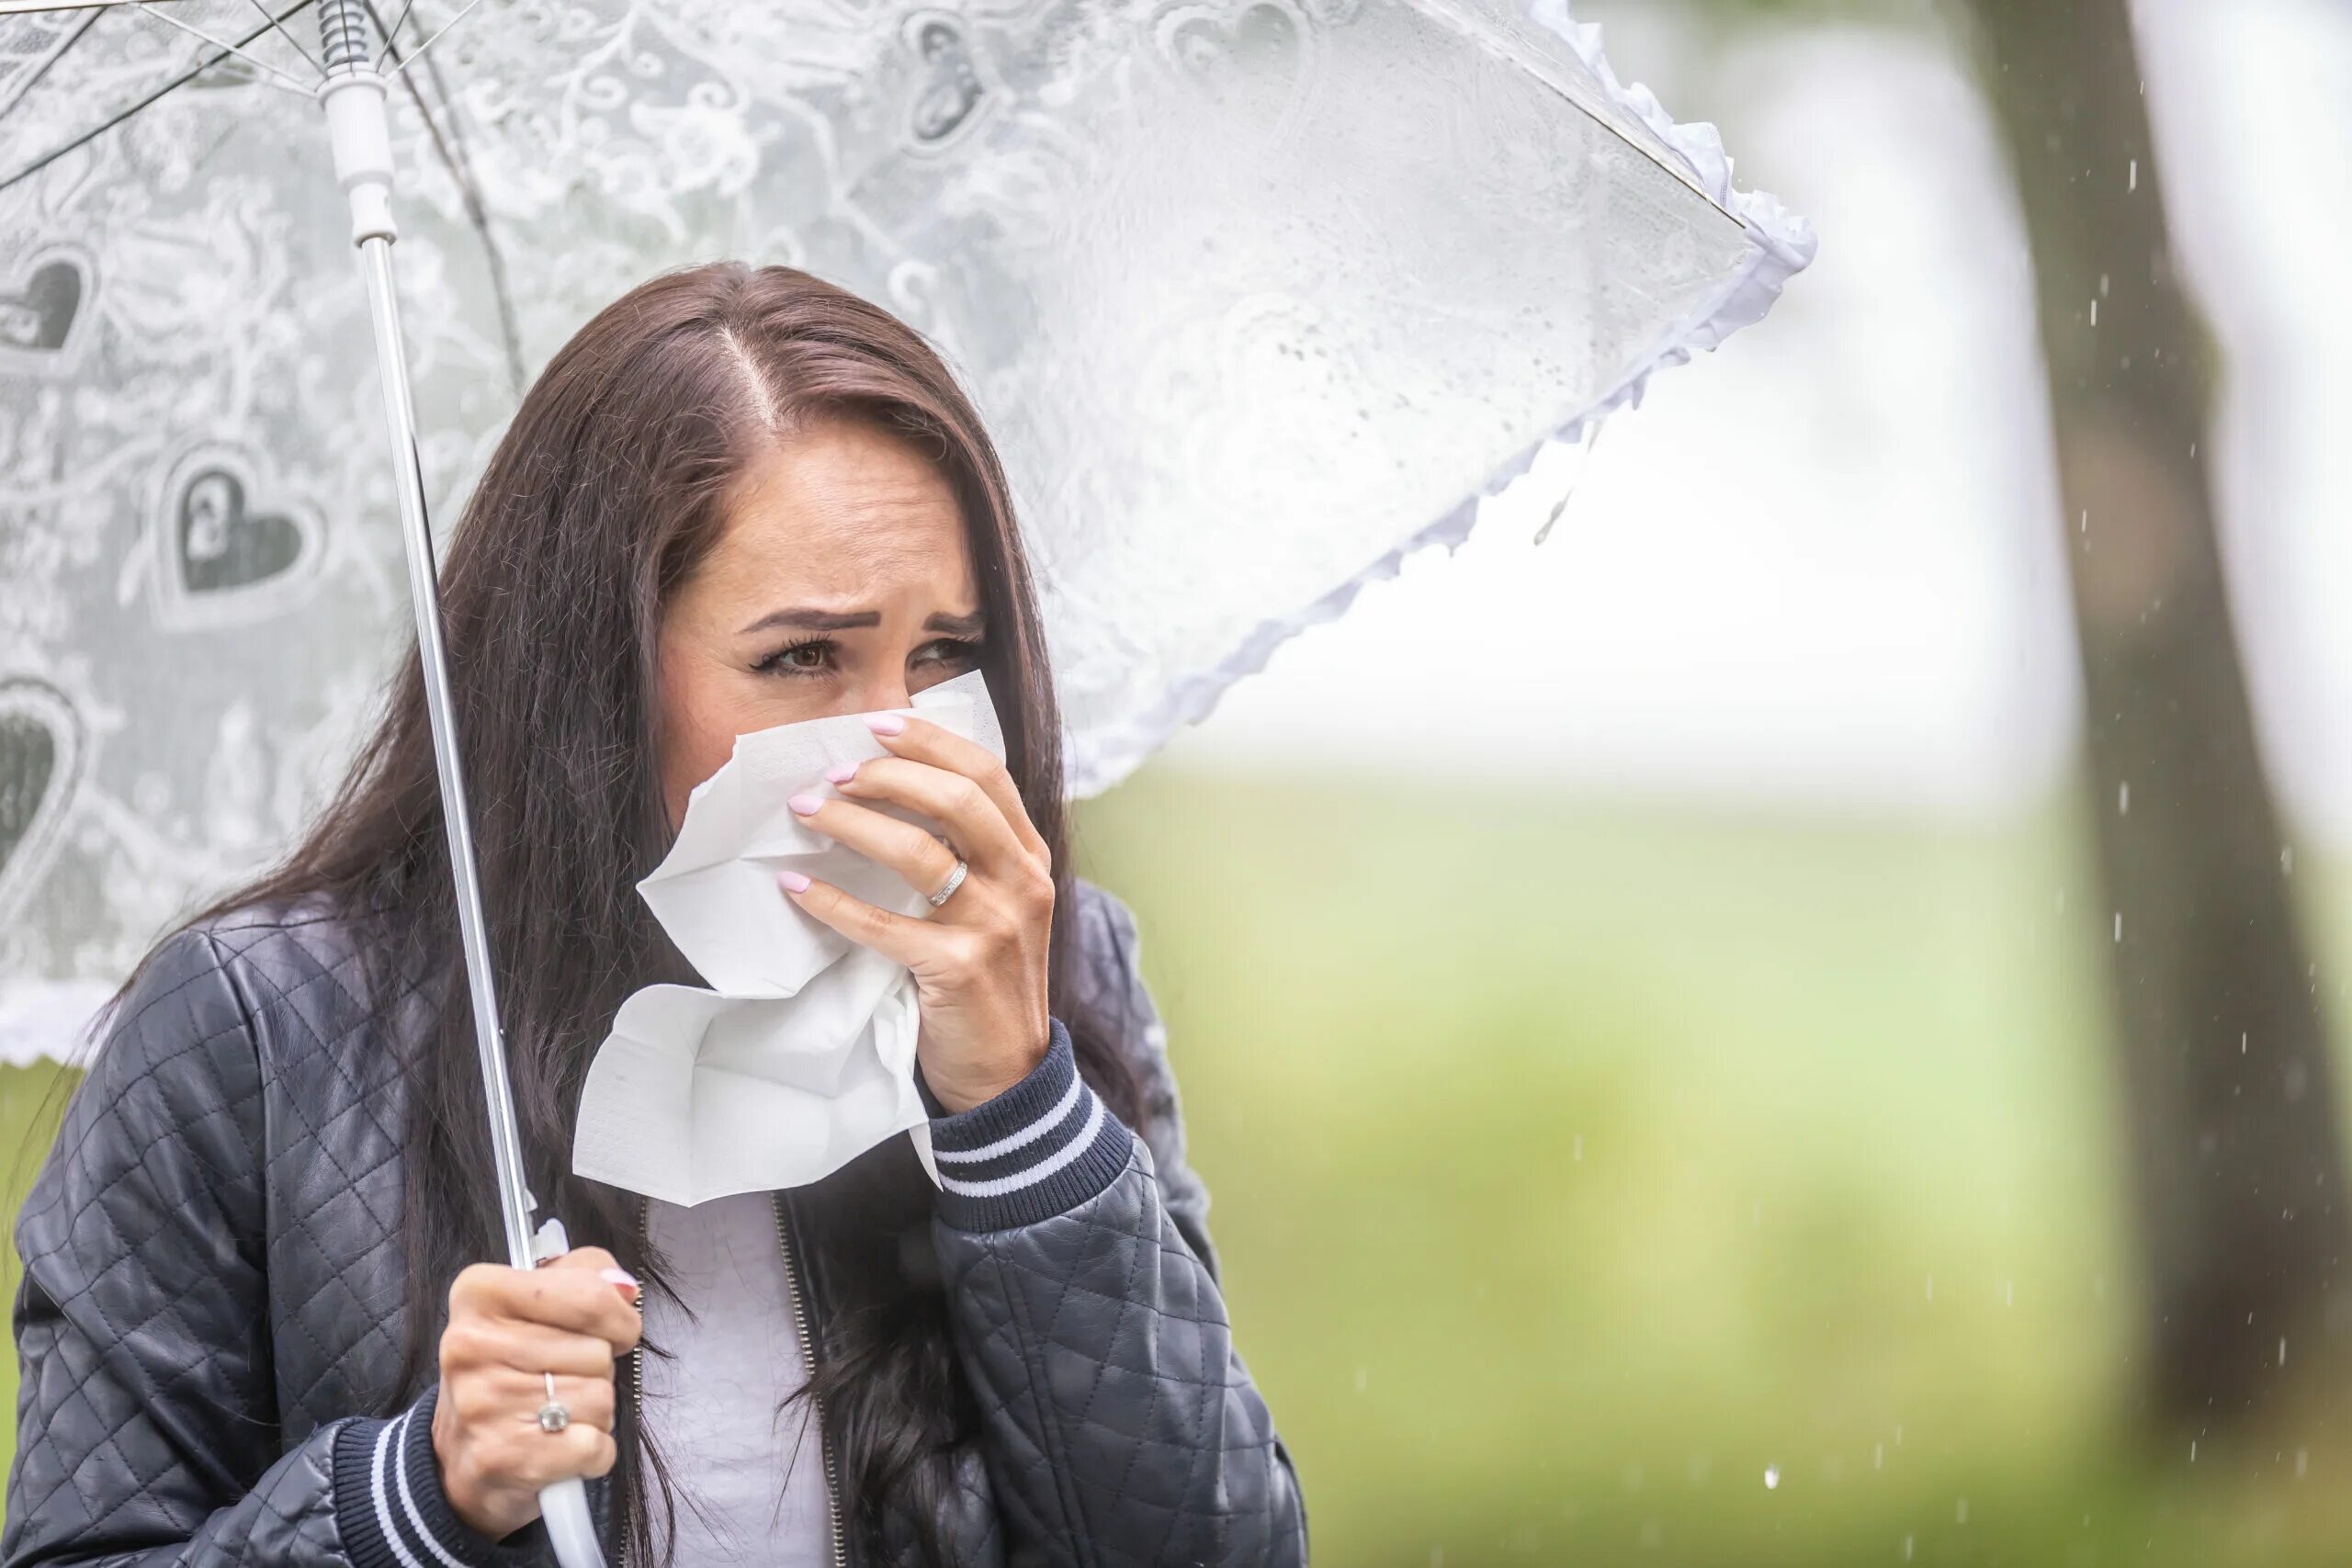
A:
[
  {"left": 540, "top": 1480, "right": 603, "bottom": 1568},
  {"left": 526, "top": 1218, "right": 611, "bottom": 1568}
]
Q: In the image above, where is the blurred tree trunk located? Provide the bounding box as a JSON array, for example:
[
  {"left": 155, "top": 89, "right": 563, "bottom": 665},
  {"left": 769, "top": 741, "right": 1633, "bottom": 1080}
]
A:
[{"left": 1955, "top": 0, "right": 2349, "bottom": 1425}]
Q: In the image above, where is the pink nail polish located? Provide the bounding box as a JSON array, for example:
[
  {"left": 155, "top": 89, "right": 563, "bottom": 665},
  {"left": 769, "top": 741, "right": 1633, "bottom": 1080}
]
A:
[
  {"left": 825, "top": 762, "right": 858, "bottom": 785},
  {"left": 787, "top": 792, "right": 824, "bottom": 816},
  {"left": 863, "top": 712, "right": 906, "bottom": 737},
  {"left": 600, "top": 1267, "right": 640, "bottom": 1291},
  {"left": 778, "top": 870, "right": 812, "bottom": 894}
]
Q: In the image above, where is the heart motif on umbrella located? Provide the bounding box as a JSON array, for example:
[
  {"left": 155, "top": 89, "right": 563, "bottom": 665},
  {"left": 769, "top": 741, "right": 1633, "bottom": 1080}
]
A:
[
  {"left": 903, "top": 13, "right": 989, "bottom": 147},
  {"left": 147, "top": 446, "right": 324, "bottom": 629},
  {"left": 1159, "top": 0, "right": 1309, "bottom": 102},
  {"left": 0, "top": 678, "right": 83, "bottom": 928},
  {"left": 0, "top": 245, "right": 94, "bottom": 370}
]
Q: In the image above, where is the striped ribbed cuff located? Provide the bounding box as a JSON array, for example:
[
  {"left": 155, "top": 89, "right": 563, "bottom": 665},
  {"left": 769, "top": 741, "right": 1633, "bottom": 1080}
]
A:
[
  {"left": 929, "top": 1016, "right": 1135, "bottom": 1231},
  {"left": 332, "top": 1385, "right": 527, "bottom": 1568}
]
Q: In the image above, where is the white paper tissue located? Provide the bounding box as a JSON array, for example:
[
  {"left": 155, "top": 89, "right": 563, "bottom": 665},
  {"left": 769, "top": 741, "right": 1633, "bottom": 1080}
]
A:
[{"left": 571, "top": 670, "right": 1005, "bottom": 1206}]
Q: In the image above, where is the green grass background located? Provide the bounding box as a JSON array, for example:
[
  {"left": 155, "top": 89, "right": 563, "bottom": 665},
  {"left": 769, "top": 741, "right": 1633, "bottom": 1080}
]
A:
[{"left": 7, "top": 766, "right": 2352, "bottom": 1562}]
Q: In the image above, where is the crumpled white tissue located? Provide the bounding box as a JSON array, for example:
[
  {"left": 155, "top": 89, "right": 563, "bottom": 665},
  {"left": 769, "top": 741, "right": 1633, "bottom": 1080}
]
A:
[{"left": 571, "top": 670, "right": 1004, "bottom": 1206}]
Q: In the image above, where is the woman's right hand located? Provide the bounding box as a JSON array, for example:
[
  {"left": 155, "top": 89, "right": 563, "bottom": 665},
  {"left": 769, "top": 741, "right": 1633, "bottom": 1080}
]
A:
[{"left": 432, "top": 1246, "right": 643, "bottom": 1540}]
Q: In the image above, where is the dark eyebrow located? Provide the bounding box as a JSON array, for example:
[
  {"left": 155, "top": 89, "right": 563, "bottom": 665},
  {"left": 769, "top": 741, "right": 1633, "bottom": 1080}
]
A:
[
  {"left": 735, "top": 606, "right": 988, "bottom": 637},
  {"left": 737, "top": 607, "right": 881, "bottom": 636},
  {"left": 924, "top": 610, "right": 987, "bottom": 637}
]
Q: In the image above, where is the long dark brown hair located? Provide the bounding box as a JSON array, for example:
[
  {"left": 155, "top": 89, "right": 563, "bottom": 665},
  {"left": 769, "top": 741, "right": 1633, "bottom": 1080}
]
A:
[{"left": 168, "top": 262, "right": 1136, "bottom": 1562}]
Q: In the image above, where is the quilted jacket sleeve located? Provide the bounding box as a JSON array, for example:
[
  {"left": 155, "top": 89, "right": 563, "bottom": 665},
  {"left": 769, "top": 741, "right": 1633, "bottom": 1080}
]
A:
[
  {"left": 2, "top": 928, "right": 523, "bottom": 1568},
  {"left": 927, "top": 886, "right": 1307, "bottom": 1568}
]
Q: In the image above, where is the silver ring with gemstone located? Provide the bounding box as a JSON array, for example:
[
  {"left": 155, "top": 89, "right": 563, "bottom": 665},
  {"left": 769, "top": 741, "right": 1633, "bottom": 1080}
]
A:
[
  {"left": 534, "top": 1371, "right": 570, "bottom": 1433},
  {"left": 927, "top": 857, "right": 969, "bottom": 908}
]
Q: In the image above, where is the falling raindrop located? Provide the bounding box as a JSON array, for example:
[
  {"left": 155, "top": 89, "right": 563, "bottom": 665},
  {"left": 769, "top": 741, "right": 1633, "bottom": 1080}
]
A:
[
  {"left": 2114, "top": 913, "right": 2123, "bottom": 943},
  {"left": 2129, "top": 158, "right": 2139, "bottom": 191},
  {"left": 1956, "top": 1497, "right": 1970, "bottom": 1525},
  {"left": 2119, "top": 782, "right": 2129, "bottom": 815},
  {"left": 1926, "top": 1276, "right": 1934, "bottom": 1303},
  {"left": 2090, "top": 298, "right": 2098, "bottom": 326},
  {"left": 1874, "top": 1444, "right": 1884, "bottom": 1470},
  {"left": 1764, "top": 1466, "right": 1781, "bottom": 1491},
  {"left": 2282, "top": 846, "right": 2295, "bottom": 874},
  {"left": 2279, "top": 1337, "right": 2288, "bottom": 1368},
  {"left": 1903, "top": 1536, "right": 1915, "bottom": 1562},
  {"left": 2297, "top": 1449, "right": 2309, "bottom": 1479},
  {"left": 2004, "top": 1280, "right": 2014, "bottom": 1307},
  {"left": 2190, "top": 1439, "right": 2198, "bottom": 1463}
]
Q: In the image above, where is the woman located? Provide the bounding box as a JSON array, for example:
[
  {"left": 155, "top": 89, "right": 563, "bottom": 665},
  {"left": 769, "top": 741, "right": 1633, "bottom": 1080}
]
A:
[{"left": 3, "top": 265, "right": 1305, "bottom": 1567}]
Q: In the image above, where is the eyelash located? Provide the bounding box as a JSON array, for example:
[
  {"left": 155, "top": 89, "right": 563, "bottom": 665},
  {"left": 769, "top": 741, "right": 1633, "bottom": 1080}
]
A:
[{"left": 753, "top": 637, "right": 983, "bottom": 679}]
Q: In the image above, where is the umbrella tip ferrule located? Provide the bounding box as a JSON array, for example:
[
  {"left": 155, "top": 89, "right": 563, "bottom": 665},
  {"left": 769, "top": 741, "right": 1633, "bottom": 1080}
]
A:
[{"left": 318, "top": 71, "right": 399, "bottom": 246}]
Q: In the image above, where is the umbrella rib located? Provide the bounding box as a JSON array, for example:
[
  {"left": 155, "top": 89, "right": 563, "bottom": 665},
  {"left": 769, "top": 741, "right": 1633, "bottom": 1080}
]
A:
[
  {"left": 0, "top": 0, "right": 178, "bottom": 12},
  {"left": 130, "top": 0, "right": 320, "bottom": 90},
  {"left": 386, "top": 0, "right": 483, "bottom": 76},
  {"left": 0, "top": 0, "right": 316, "bottom": 192},
  {"left": 1402, "top": 0, "right": 1733, "bottom": 221},
  {"left": 240, "top": 0, "right": 324, "bottom": 76},
  {"left": 362, "top": 0, "right": 528, "bottom": 395}
]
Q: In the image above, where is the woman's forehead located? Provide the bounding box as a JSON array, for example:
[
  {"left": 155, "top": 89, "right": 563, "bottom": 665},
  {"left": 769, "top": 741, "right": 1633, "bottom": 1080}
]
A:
[{"left": 702, "top": 423, "right": 976, "bottom": 606}]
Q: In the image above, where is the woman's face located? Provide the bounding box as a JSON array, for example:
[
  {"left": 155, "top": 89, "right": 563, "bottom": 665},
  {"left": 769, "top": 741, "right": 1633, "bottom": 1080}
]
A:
[{"left": 656, "top": 417, "right": 983, "bottom": 828}]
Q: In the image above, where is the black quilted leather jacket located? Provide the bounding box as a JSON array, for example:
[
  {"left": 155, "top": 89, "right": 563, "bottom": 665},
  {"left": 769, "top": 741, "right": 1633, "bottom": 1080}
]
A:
[{"left": 4, "top": 883, "right": 1304, "bottom": 1567}]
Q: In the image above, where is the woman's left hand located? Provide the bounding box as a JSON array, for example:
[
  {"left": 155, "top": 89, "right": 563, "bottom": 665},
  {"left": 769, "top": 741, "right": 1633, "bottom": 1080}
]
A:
[{"left": 780, "top": 712, "right": 1054, "bottom": 1114}]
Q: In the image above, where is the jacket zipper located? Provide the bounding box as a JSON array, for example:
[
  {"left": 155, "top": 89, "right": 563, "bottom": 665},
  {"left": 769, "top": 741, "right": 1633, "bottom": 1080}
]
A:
[
  {"left": 772, "top": 1191, "right": 849, "bottom": 1568},
  {"left": 622, "top": 1198, "right": 649, "bottom": 1568},
  {"left": 616, "top": 1197, "right": 846, "bottom": 1568}
]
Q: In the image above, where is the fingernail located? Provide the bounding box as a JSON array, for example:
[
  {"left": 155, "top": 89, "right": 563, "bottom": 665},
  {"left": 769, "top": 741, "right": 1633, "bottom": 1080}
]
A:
[
  {"left": 778, "top": 869, "right": 812, "bottom": 894},
  {"left": 600, "top": 1267, "right": 640, "bottom": 1297},
  {"left": 863, "top": 713, "right": 906, "bottom": 736},
  {"left": 787, "top": 792, "right": 825, "bottom": 816},
  {"left": 825, "top": 762, "right": 858, "bottom": 786}
]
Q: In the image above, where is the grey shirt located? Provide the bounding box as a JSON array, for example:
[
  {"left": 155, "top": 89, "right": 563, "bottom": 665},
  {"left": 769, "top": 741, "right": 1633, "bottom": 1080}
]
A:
[{"left": 639, "top": 1192, "right": 831, "bottom": 1565}]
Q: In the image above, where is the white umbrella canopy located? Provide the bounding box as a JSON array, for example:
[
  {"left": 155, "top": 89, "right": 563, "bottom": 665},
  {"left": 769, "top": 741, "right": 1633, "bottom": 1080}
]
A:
[{"left": 0, "top": 0, "right": 1812, "bottom": 1045}]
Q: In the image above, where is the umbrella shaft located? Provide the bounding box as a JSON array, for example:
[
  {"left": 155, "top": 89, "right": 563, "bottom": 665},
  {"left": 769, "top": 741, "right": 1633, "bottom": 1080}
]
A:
[{"left": 358, "top": 234, "right": 539, "bottom": 1272}]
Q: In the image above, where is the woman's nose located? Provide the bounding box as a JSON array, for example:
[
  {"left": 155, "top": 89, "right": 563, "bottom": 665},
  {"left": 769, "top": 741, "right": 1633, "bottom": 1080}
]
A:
[{"left": 843, "top": 681, "right": 912, "bottom": 716}]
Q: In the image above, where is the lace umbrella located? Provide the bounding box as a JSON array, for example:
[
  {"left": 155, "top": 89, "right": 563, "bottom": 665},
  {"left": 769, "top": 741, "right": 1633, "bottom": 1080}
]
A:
[{"left": 0, "top": 5, "right": 1810, "bottom": 1529}]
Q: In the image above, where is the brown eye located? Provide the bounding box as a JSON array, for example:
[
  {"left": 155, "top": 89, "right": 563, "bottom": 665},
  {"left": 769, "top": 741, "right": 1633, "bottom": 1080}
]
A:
[
  {"left": 916, "top": 638, "right": 982, "bottom": 669},
  {"left": 756, "top": 639, "right": 836, "bottom": 676}
]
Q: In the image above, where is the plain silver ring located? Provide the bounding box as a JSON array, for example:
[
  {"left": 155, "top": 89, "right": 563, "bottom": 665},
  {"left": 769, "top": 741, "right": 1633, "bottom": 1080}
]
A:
[{"left": 927, "top": 857, "right": 969, "bottom": 908}]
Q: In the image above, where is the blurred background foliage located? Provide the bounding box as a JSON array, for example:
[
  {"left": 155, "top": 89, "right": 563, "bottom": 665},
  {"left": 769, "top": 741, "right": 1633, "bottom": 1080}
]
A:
[
  {"left": 12, "top": 0, "right": 2352, "bottom": 1562},
  {"left": 1068, "top": 777, "right": 2352, "bottom": 1565}
]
